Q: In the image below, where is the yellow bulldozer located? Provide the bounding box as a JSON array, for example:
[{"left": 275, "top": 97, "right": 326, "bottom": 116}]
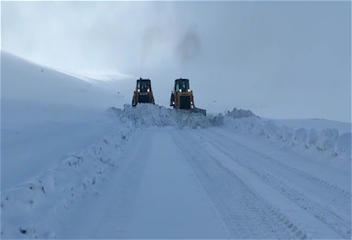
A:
[
  {"left": 170, "top": 78, "right": 206, "bottom": 115},
  {"left": 170, "top": 78, "right": 194, "bottom": 109},
  {"left": 132, "top": 78, "right": 155, "bottom": 107}
]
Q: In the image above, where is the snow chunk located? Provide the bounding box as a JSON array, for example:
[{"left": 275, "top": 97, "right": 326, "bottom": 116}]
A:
[
  {"left": 316, "top": 129, "right": 339, "bottom": 152},
  {"left": 292, "top": 128, "right": 308, "bottom": 147},
  {"left": 280, "top": 125, "right": 294, "bottom": 143},
  {"left": 225, "top": 107, "right": 257, "bottom": 118},
  {"left": 336, "top": 133, "right": 352, "bottom": 153},
  {"left": 306, "top": 128, "right": 319, "bottom": 148}
]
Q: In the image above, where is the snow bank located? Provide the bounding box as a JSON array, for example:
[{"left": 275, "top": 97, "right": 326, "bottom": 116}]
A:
[
  {"left": 1, "top": 124, "right": 133, "bottom": 239},
  {"left": 108, "top": 104, "right": 257, "bottom": 129},
  {"left": 224, "top": 117, "right": 351, "bottom": 161},
  {"left": 270, "top": 118, "right": 351, "bottom": 135},
  {"left": 110, "top": 104, "right": 212, "bottom": 129}
]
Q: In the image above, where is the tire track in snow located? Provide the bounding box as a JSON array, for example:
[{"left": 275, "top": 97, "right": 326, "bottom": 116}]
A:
[
  {"left": 172, "top": 131, "right": 307, "bottom": 239},
  {"left": 192, "top": 129, "right": 351, "bottom": 239}
]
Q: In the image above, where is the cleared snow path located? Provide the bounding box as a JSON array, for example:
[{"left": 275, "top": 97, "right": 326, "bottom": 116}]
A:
[
  {"left": 56, "top": 127, "right": 350, "bottom": 239},
  {"left": 57, "top": 128, "right": 229, "bottom": 239},
  {"left": 126, "top": 129, "right": 229, "bottom": 239}
]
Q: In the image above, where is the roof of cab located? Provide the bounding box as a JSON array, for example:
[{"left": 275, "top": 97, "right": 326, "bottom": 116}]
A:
[
  {"left": 137, "top": 77, "right": 151, "bottom": 81},
  {"left": 175, "top": 78, "right": 189, "bottom": 81}
]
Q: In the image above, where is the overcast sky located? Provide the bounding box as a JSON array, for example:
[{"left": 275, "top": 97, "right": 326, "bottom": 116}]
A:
[{"left": 2, "top": 1, "right": 351, "bottom": 122}]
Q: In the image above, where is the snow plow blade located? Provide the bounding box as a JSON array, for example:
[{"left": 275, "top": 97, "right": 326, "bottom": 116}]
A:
[{"left": 191, "top": 107, "right": 206, "bottom": 116}]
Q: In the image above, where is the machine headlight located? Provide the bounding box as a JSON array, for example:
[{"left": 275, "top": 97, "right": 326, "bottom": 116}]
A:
[
  {"left": 147, "top": 89, "right": 150, "bottom": 92},
  {"left": 179, "top": 89, "right": 182, "bottom": 92},
  {"left": 188, "top": 89, "right": 191, "bottom": 92},
  {"left": 138, "top": 89, "right": 140, "bottom": 92}
]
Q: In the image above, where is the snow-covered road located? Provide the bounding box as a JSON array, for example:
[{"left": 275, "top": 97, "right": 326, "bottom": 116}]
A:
[{"left": 55, "top": 127, "right": 350, "bottom": 239}]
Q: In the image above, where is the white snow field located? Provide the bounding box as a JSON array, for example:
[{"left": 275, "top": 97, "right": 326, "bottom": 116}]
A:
[{"left": 1, "top": 52, "right": 351, "bottom": 239}]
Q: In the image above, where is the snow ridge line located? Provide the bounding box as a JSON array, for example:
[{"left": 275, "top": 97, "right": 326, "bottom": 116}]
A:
[
  {"left": 1, "top": 124, "right": 133, "bottom": 239},
  {"left": 224, "top": 117, "right": 352, "bottom": 161},
  {"left": 195, "top": 130, "right": 351, "bottom": 239}
]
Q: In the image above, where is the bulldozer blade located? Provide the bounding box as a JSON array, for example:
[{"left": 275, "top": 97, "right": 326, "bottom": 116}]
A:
[{"left": 191, "top": 107, "right": 206, "bottom": 116}]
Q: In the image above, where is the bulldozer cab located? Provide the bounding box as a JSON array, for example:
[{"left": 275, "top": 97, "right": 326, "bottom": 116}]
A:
[
  {"left": 174, "top": 78, "right": 190, "bottom": 92},
  {"left": 171, "top": 78, "right": 194, "bottom": 110},
  {"left": 137, "top": 79, "right": 152, "bottom": 92},
  {"left": 132, "top": 78, "right": 155, "bottom": 106}
]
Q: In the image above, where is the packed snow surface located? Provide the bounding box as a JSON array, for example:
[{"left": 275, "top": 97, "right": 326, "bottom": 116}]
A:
[{"left": 1, "top": 52, "right": 351, "bottom": 239}]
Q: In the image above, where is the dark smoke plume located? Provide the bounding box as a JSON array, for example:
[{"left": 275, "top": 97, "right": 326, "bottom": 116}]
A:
[{"left": 175, "top": 26, "right": 202, "bottom": 66}]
